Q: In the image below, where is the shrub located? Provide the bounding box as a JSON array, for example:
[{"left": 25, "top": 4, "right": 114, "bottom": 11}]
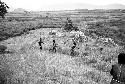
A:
[
  {"left": 0, "top": 1, "right": 9, "bottom": 19},
  {"left": 63, "top": 17, "right": 78, "bottom": 31},
  {"left": 0, "top": 45, "right": 7, "bottom": 52}
]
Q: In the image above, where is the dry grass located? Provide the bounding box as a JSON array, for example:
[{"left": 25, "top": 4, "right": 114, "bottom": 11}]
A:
[{"left": 0, "top": 28, "right": 123, "bottom": 84}]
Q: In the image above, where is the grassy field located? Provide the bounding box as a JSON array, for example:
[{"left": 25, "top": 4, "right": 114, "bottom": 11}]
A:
[
  {"left": 0, "top": 28, "right": 123, "bottom": 84},
  {"left": 0, "top": 9, "right": 125, "bottom": 84},
  {"left": 1, "top": 9, "right": 125, "bottom": 46}
]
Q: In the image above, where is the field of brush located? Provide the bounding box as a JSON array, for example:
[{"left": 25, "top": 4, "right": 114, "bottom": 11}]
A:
[{"left": 0, "top": 9, "right": 125, "bottom": 84}]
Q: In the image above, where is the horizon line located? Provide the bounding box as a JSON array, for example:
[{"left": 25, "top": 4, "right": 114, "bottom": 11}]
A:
[{"left": 8, "top": 3, "right": 125, "bottom": 12}]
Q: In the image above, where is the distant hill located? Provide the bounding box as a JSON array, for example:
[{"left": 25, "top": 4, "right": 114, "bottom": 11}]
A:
[
  {"left": 101, "top": 4, "right": 125, "bottom": 9},
  {"left": 9, "top": 3, "right": 125, "bottom": 12},
  {"left": 42, "top": 3, "right": 125, "bottom": 11},
  {"left": 42, "top": 3, "right": 98, "bottom": 10},
  {"left": 13, "top": 8, "right": 27, "bottom": 13}
]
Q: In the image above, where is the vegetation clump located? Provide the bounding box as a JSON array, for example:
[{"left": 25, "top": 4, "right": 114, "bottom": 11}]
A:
[
  {"left": 0, "top": 45, "right": 7, "bottom": 52},
  {"left": 0, "top": 0, "right": 9, "bottom": 19},
  {"left": 64, "top": 17, "right": 78, "bottom": 32}
]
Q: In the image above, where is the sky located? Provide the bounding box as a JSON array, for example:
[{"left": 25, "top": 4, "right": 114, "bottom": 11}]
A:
[{"left": 2, "top": 0, "right": 125, "bottom": 11}]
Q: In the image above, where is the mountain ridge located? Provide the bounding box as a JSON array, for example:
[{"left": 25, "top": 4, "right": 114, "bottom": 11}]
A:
[{"left": 10, "top": 3, "right": 125, "bottom": 12}]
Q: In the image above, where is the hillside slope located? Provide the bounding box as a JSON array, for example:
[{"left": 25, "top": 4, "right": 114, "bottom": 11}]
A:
[{"left": 0, "top": 28, "right": 122, "bottom": 84}]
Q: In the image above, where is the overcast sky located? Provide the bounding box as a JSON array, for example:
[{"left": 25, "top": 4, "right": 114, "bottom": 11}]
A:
[{"left": 2, "top": 0, "right": 124, "bottom": 11}]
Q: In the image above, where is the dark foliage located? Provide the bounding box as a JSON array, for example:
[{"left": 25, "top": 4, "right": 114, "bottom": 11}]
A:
[
  {"left": 64, "top": 17, "right": 78, "bottom": 31},
  {"left": 86, "top": 19, "right": 125, "bottom": 47},
  {"left": 0, "top": 1, "right": 9, "bottom": 19}
]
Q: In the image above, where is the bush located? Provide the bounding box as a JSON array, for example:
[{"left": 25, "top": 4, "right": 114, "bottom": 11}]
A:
[
  {"left": 0, "top": 1, "right": 9, "bottom": 19},
  {"left": 63, "top": 17, "right": 78, "bottom": 31},
  {"left": 0, "top": 45, "right": 7, "bottom": 52}
]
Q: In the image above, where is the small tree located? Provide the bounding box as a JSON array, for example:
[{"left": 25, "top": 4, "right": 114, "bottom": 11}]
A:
[
  {"left": 0, "top": 0, "right": 9, "bottom": 19},
  {"left": 64, "top": 17, "right": 78, "bottom": 31}
]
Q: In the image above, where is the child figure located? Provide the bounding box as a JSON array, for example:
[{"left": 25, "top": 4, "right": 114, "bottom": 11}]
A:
[
  {"left": 38, "top": 37, "right": 44, "bottom": 50},
  {"left": 70, "top": 39, "right": 77, "bottom": 56},
  {"left": 52, "top": 39, "right": 58, "bottom": 53}
]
